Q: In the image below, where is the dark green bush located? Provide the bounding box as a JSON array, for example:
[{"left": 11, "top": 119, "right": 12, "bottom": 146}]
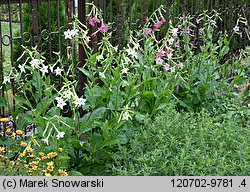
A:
[
  {"left": 110, "top": 105, "right": 250, "bottom": 175},
  {"left": 13, "top": 1, "right": 67, "bottom": 66}
]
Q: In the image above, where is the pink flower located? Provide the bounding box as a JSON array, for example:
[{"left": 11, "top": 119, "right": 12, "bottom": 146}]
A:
[
  {"left": 174, "top": 41, "right": 180, "bottom": 48},
  {"left": 155, "top": 50, "right": 165, "bottom": 58},
  {"left": 184, "top": 28, "right": 190, "bottom": 34},
  {"left": 84, "top": 36, "right": 90, "bottom": 44},
  {"left": 87, "top": 15, "right": 100, "bottom": 26},
  {"left": 154, "top": 21, "right": 162, "bottom": 30},
  {"left": 143, "top": 28, "right": 152, "bottom": 35},
  {"left": 154, "top": 18, "right": 165, "bottom": 30},
  {"left": 233, "top": 25, "right": 239, "bottom": 33},
  {"left": 198, "top": 28, "right": 203, "bottom": 35},
  {"left": 165, "top": 48, "right": 173, "bottom": 54},
  {"left": 91, "top": 33, "right": 96, "bottom": 37},
  {"left": 156, "top": 58, "right": 163, "bottom": 64},
  {"left": 98, "top": 23, "right": 108, "bottom": 33},
  {"left": 164, "top": 63, "right": 170, "bottom": 71},
  {"left": 239, "top": 32, "right": 243, "bottom": 38}
]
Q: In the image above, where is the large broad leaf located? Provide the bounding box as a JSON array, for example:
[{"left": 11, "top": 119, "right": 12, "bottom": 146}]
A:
[
  {"left": 90, "top": 132, "right": 103, "bottom": 155},
  {"left": 14, "top": 95, "right": 32, "bottom": 108},
  {"left": 32, "top": 71, "right": 43, "bottom": 97},
  {"left": 78, "top": 67, "right": 92, "bottom": 79},
  {"left": 68, "top": 170, "right": 83, "bottom": 176},
  {"left": 81, "top": 107, "right": 107, "bottom": 122},
  {"left": 35, "top": 95, "right": 56, "bottom": 116}
]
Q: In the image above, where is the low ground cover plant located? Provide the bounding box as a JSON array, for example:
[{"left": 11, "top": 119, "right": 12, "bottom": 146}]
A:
[
  {"left": 0, "top": 4, "right": 249, "bottom": 175},
  {"left": 110, "top": 104, "right": 250, "bottom": 175}
]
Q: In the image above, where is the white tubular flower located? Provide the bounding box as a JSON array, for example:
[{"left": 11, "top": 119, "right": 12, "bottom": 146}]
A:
[
  {"left": 40, "top": 64, "right": 48, "bottom": 76},
  {"left": 18, "top": 64, "right": 25, "bottom": 73},
  {"left": 30, "top": 58, "right": 44, "bottom": 69},
  {"left": 133, "top": 42, "right": 140, "bottom": 50},
  {"left": 56, "top": 131, "right": 65, "bottom": 139},
  {"left": 126, "top": 47, "right": 137, "bottom": 58},
  {"left": 62, "top": 89, "right": 72, "bottom": 100},
  {"left": 64, "top": 29, "right": 78, "bottom": 39},
  {"left": 71, "top": 29, "right": 79, "bottom": 36},
  {"left": 171, "top": 27, "right": 178, "bottom": 37},
  {"left": 3, "top": 76, "right": 11, "bottom": 84},
  {"left": 122, "top": 111, "right": 132, "bottom": 121},
  {"left": 55, "top": 67, "right": 63, "bottom": 76},
  {"left": 55, "top": 96, "right": 66, "bottom": 110},
  {"left": 64, "top": 29, "right": 72, "bottom": 39},
  {"left": 96, "top": 54, "right": 104, "bottom": 62},
  {"left": 156, "top": 58, "right": 164, "bottom": 64},
  {"left": 167, "top": 52, "right": 173, "bottom": 60},
  {"left": 74, "top": 97, "right": 86, "bottom": 108},
  {"left": 99, "top": 72, "right": 106, "bottom": 79},
  {"left": 121, "top": 67, "right": 129, "bottom": 74},
  {"left": 41, "top": 137, "right": 49, "bottom": 145},
  {"left": 167, "top": 37, "right": 174, "bottom": 45}
]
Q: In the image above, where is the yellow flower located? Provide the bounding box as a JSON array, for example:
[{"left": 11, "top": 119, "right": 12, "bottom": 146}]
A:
[
  {"left": 59, "top": 170, "right": 68, "bottom": 176},
  {"left": 11, "top": 133, "right": 16, "bottom": 139},
  {"left": 28, "top": 153, "right": 35, "bottom": 158},
  {"left": 16, "top": 130, "right": 23, "bottom": 135},
  {"left": 27, "top": 147, "right": 33, "bottom": 153},
  {"left": 41, "top": 155, "right": 47, "bottom": 160},
  {"left": 32, "top": 166, "right": 38, "bottom": 170},
  {"left": 47, "top": 161, "right": 54, "bottom": 171},
  {"left": 47, "top": 152, "right": 57, "bottom": 158},
  {"left": 19, "top": 152, "right": 26, "bottom": 158},
  {"left": 45, "top": 173, "right": 51, "bottom": 176},
  {"left": 58, "top": 148, "right": 63, "bottom": 152},
  {"left": 32, "top": 141, "right": 37, "bottom": 146},
  {"left": 39, "top": 152, "right": 45, "bottom": 157},
  {"left": 47, "top": 161, "right": 54, "bottom": 166},
  {"left": 20, "top": 141, "right": 27, "bottom": 147},
  {"left": 0, "top": 147, "right": 5, "bottom": 153},
  {"left": 0, "top": 154, "right": 5, "bottom": 158},
  {"left": 29, "top": 161, "right": 39, "bottom": 168},
  {"left": 0, "top": 118, "right": 9, "bottom": 122},
  {"left": 6, "top": 128, "right": 12, "bottom": 134}
]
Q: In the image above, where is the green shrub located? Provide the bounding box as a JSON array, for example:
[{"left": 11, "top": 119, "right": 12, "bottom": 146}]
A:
[
  {"left": 110, "top": 105, "right": 250, "bottom": 175},
  {"left": 13, "top": 1, "right": 67, "bottom": 67}
]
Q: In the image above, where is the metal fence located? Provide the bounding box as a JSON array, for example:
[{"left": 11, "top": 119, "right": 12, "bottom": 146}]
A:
[{"left": 0, "top": 0, "right": 249, "bottom": 128}]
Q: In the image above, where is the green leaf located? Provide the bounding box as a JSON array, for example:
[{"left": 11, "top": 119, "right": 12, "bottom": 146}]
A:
[
  {"left": 68, "top": 170, "right": 83, "bottom": 176},
  {"left": 35, "top": 96, "right": 56, "bottom": 116},
  {"left": 32, "top": 71, "right": 43, "bottom": 96},
  {"left": 101, "top": 137, "right": 119, "bottom": 148},
  {"left": 78, "top": 68, "right": 92, "bottom": 79},
  {"left": 91, "top": 132, "right": 103, "bottom": 155},
  {"left": 14, "top": 95, "right": 32, "bottom": 108},
  {"left": 219, "top": 45, "right": 229, "bottom": 58},
  {"left": 0, "top": 97, "right": 8, "bottom": 108},
  {"left": 156, "top": 103, "right": 168, "bottom": 111},
  {"left": 232, "top": 76, "right": 245, "bottom": 85}
]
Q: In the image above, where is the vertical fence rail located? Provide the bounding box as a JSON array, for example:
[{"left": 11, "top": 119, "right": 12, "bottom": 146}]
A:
[
  {"left": 78, "top": 0, "right": 86, "bottom": 97},
  {"left": 0, "top": 8, "right": 3, "bottom": 116}
]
